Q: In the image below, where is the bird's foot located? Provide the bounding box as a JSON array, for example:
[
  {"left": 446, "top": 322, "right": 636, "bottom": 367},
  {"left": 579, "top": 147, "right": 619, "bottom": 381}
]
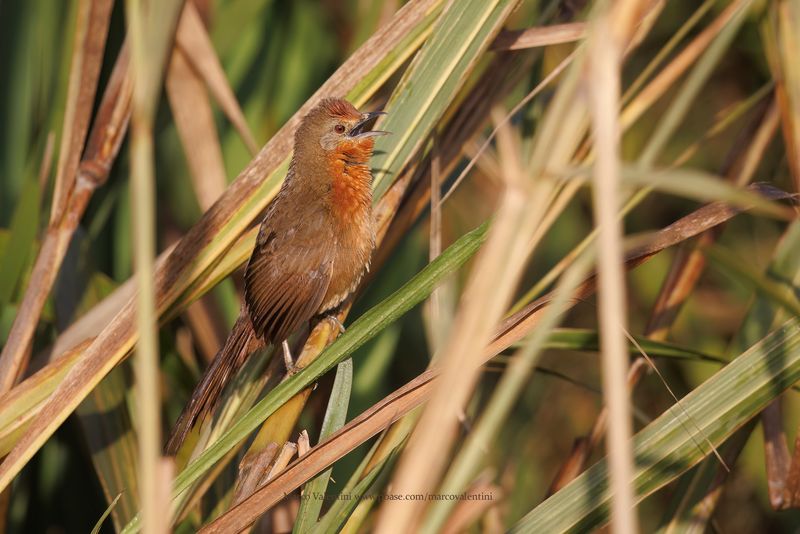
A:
[
  {"left": 282, "top": 340, "right": 297, "bottom": 375},
  {"left": 327, "top": 315, "right": 346, "bottom": 334}
]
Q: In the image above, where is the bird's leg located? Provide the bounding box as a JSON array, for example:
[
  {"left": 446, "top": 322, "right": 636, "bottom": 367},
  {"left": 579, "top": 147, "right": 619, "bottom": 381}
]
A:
[{"left": 282, "top": 340, "right": 296, "bottom": 374}]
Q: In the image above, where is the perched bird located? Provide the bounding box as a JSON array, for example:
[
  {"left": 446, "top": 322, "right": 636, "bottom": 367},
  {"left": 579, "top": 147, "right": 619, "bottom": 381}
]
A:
[{"left": 165, "top": 97, "right": 386, "bottom": 455}]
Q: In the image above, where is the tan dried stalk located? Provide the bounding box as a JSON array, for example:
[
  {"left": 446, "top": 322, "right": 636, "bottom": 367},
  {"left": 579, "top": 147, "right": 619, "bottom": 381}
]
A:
[
  {"left": 126, "top": 1, "right": 185, "bottom": 532},
  {"left": 175, "top": 3, "right": 259, "bottom": 156},
  {"left": 585, "top": 1, "right": 646, "bottom": 531},
  {"left": 491, "top": 22, "right": 586, "bottom": 50}
]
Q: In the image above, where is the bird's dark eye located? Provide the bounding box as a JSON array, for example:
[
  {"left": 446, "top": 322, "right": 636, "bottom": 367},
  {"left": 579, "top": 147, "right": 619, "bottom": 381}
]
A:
[{"left": 334, "top": 124, "right": 346, "bottom": 134}]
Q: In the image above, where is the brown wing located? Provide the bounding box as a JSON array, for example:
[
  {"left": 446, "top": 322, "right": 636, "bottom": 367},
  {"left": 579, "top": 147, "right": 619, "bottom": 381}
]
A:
[{"left": 244, "top": 222, "right": 334, "bottom": 344}]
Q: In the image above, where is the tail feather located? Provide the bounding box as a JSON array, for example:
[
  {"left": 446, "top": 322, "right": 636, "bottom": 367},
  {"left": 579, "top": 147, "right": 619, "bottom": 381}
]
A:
[{"left": 165, "top": 313, "right": 258, "bottom": 456}]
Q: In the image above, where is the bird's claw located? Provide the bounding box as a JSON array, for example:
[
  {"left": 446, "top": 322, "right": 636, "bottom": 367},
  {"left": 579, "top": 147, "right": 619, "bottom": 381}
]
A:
[
  {"left": 327, "top": 316, "right": 346, "bottom": 334},
  {"left": 282, "top": 340, "right": 297, "bottom": 375}
]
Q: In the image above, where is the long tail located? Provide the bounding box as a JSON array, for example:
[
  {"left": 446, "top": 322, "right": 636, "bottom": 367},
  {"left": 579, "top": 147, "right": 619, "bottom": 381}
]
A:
[{"left": 165, "top": 312, "right": 259, "bottom": 456}]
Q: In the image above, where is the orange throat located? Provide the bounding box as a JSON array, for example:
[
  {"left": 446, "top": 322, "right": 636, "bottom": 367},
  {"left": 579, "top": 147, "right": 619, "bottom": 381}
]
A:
[{"left": 327, "top": 142, "right": 374, "bottom": 224}]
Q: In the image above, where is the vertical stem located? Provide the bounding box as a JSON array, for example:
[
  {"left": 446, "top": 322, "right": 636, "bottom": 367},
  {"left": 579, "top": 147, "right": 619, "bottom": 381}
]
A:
[
  {"left": 588, "top": 9, "right": 638, "bottom": 534},
  {"left": 126, "top": 1, "right": 163, "bottom": 532},
  {"left": 130, "top": 127, "right": 161, "bottom": 534},
  {"left": 427, "top": 136, "right": 444, "bottom": 353}
]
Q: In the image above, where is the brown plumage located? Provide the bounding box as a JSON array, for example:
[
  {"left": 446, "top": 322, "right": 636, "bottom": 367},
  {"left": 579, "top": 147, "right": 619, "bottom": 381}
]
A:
[{"left": 165, "top": 98, "right": 386, "bottom": 455}]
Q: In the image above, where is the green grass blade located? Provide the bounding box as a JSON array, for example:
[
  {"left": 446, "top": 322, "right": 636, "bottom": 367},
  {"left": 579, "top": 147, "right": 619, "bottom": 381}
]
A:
[
  {"left": 656, "top": 220, "right": 800, "bottom": 531},
  {"left": 91, "top": 492, "right": 122, "bottom": 534},
  {"left": 370, "top": 0, "right": 520, "bottom": 198},
  {"left": 511, "top": 317, "right": 800, "bottom": 533},
  {"left": 706, "top": 244, "right": 800, "bottom": 317},
  {"left": 293, "top": 358, "right": 353, "bottom": 533},
  {"left": 540, "top": 328, "right": 725, "bottom": 364},
  {"left": 618, "top": 166, "right": 793, "bottom": 221},
  {"left": 315, "top": 446, "right": 400, "bottom": 534}
]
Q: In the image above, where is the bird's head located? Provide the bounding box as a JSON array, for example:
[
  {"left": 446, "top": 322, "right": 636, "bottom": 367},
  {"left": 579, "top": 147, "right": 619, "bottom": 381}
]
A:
[{"left": 295, "top": 97, "right": 388, "bottom": 161}]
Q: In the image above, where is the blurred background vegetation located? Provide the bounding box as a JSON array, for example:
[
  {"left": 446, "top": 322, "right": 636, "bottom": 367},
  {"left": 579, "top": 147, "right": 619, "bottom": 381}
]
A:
[{"left": 1, "top": 0, "right": 799, "bottom": 532}]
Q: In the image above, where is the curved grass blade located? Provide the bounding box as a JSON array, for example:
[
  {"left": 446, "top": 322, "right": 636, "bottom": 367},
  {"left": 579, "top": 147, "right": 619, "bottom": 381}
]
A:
[
  {"left": 91, "top": 492, "right": 122, "bottom": 534},
  {"left": 537, "top": 328, "right": 725, "bottom": 364},
  {"left": 511, "top": 317, "right": 800, "bottom": 533}
]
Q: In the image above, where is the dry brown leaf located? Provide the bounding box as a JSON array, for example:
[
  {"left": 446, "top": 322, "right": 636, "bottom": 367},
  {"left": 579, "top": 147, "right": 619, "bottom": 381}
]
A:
[
  {"left": 620, "top": 0, "right": 745, "bottom": 130},
  {"left": 176, "top": 2, "right": 259, "bottom": 156},
  {"left": 50, "top": 0, "right": 115, "bottom": 223},
  {"left": 167, "top": 48, "right": 228, "bottom": 211},
  {"left": 762, "top": 400, "right": 792, "bottom": 508},
  {"left": 491, "top": 22, "right": 586, "bottom": 50},
  {"left": 233, "top": 443, "right": 279, "bottom": 507}
]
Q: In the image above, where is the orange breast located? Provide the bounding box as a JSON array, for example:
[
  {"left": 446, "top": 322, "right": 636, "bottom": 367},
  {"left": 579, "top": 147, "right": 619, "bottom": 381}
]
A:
[
  {"left": 321, "top": 142, "right": 375, "bottom": 311},
  {"left": 327, "top": 143, "right": 374, "bottom": 224}
]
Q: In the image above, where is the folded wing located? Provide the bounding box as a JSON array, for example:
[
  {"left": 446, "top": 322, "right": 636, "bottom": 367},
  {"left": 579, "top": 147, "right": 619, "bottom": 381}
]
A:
[{"left": 244, "top": 223, "right": 335, "bottom": 343}]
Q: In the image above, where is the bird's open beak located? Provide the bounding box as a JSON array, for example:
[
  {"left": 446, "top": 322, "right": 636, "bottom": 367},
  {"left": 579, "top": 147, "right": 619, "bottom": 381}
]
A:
[{"left": 349, "top": 111, "right": 389, "bottom": 138}]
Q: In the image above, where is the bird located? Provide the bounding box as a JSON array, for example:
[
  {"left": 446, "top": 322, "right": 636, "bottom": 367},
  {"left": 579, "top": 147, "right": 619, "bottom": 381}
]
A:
[{"left": 165, "top": 97, "right": 387, "bottom": 455}]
